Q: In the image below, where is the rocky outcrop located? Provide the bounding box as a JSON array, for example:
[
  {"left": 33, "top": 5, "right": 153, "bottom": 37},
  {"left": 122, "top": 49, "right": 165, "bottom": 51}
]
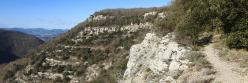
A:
[
  {"left": 87, "top": 15, "right": 115, "bottom": 21},
  {"left": 72, "top": 22, "right": 153, "bottom": 44},
  {"left": 143, "top": 11, "right": 157, "bottom": 18},
  {"left": 143, "top": 11, "right": 166, "bottom": 19},
  {"left": 121, "top": 33, "right": 192, "bottom": 83}
]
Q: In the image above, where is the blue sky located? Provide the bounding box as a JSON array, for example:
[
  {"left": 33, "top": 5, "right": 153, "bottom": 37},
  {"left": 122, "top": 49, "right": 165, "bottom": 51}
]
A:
[{"left": 0, "top": 0, "right": 171, "bottom": 29}]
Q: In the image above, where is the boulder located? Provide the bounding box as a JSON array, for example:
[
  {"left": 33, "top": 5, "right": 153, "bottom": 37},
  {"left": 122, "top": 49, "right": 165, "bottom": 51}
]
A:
[{"left": 123, "top": 33, "right": 192, "bottom": 82}]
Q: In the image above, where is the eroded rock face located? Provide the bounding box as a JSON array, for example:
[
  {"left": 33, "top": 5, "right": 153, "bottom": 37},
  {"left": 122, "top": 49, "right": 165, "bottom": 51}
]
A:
[
  {"left": 72, "top": 22, "right": 153, "bottom": 44},
  {"left": 87, "top": 15, "right": 114, "bottom": 21},
  {"left": 143, "top": 11, "right": 166, "bottom": 19},
  {"left": 143, "top": 12, "right": 157, "bottom": 18},
  {"left": 121, "top": 33, "right": 191, "bottom": 83}
]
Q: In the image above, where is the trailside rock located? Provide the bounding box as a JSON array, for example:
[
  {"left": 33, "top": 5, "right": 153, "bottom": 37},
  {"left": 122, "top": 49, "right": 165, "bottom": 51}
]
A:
[{"left": 121, "top": 33, "right": 191, "bottom": 83}]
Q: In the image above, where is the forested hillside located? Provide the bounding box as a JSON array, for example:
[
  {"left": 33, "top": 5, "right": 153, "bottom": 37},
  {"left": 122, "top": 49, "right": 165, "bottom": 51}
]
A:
[{"left": 0, "top": 29, "right": 44, "bottom": 64}]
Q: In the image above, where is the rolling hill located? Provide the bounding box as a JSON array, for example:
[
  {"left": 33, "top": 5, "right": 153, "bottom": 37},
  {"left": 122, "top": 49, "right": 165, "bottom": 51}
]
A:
[{"left": 0, "top": 29, "right": 44, "bottom": 64}]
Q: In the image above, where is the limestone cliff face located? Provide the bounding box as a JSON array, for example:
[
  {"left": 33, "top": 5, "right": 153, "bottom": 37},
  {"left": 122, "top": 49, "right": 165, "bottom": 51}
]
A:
[
  {"left": 72, "top": 22, "right": 153, "bottom": 44},
  {"left": 121, "top": 33, "right": 191, "bottom": 83}
]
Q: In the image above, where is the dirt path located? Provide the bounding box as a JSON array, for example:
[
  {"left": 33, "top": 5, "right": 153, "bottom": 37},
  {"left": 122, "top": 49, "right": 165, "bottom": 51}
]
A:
[{"left": 204, "top": 44, "right": 248, "bottom": 83}]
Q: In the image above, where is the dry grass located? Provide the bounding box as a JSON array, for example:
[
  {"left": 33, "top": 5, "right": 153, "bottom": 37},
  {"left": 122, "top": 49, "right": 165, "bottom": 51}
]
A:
[
  {"left": 0, "top": 57, "right": 29, "bottom": 83},
  {"left": 177, "top": 51, "right": 215, "bottom": 83},
  {"left": 186, "top": 51, "right": 212, "bottom": 70},
  {"left": 214, "top": 36, "right": 248, "bottom": 68},
  {"left": 178, "top": 64, "right": 215, "bottom": 83}
]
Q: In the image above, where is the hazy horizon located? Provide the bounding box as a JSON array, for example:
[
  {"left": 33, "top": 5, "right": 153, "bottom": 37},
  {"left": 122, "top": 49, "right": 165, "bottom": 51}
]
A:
[{"left": 0, "top": 0, "right": 171, "bottom": 29}]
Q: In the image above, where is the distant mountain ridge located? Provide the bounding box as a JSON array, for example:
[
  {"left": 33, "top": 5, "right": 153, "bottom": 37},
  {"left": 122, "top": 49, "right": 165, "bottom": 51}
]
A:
[{"left": 2, "top": 28, "right": 67, "bottom": 41}]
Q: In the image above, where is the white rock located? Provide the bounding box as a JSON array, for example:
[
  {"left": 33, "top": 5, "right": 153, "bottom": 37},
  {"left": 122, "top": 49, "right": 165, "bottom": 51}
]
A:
[
  {"left": 149, "top": 60, "right": 168, "bottom": 74},
  {"left": 123, "top": 33, "right": 191, "bottom": 82},
  {"left": 158, "top": 12, "right": 166, "bottom": 18},
  {"left": 179, "top": 64, "right": 189, "bottom": 71},
  {"left": 74, "top": 23, "right": 153, "bottom": 43},
  {"left": 179, "top": 59, "right": 190, "bottom": 64},
  {"left": 164, "top": 76, "right": 176, "bottom": 83},
  {"left": 92, "top": 15, "right": 107, "bottom": 20},
  {"left": 37, "top": 72, "right": 64, "bottom": 80},
  {"left": 169, "top": 61, "right": 181, "bottom": 71},
  {"left": 144, "top": 11, "right": 157, "bottom": 18}
]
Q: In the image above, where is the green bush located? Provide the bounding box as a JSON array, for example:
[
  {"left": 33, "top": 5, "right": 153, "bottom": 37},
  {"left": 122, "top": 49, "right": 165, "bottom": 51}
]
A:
[
  {"left": 225, "top": 31, "right": 248, "bottom": 48},
  {"left": 163, "top": 0, "right": 248, "bottom": 49}
]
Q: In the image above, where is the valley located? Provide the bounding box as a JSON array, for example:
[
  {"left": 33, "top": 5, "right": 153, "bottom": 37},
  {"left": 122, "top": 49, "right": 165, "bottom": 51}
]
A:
[
  {"left": 2, "top": 28, "right": 67, "bottom": 41},
  {"left": 0, "top": 29, "right": 44, "bottom": 64}
]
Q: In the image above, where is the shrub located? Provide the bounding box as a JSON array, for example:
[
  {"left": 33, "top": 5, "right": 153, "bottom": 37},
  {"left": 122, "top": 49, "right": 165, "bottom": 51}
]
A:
[
  {"left": 186, "top": 51, "right": 211, "bottom": 70},
  {"left": 165, "top": 0, "right": 248, "bottom": 49},
  {"left": 225, "top": 30, "right": 248, "bottom": 49}
]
